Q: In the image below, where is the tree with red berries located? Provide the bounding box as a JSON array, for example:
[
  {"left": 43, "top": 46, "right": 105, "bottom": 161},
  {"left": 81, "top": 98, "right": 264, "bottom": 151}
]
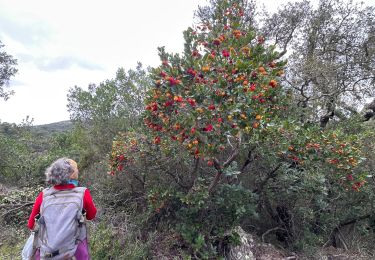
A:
[
  {"left": 108, "top": 0, "right": 371, "bottom": 255},
  {"left": 130, "top": 0, "right": 366, "bottom": 193},
  {"left": 142, "top": 1, "right": 287, "bottom": 193}
]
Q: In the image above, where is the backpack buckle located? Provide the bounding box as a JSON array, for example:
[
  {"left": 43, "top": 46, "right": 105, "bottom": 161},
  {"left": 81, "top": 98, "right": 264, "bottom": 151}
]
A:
[
  {"left": 38, "top": 216, "right": 45, "bottom": 225},
  {"left": 45, "top": 250, "right": 59, "bottom": 258}
]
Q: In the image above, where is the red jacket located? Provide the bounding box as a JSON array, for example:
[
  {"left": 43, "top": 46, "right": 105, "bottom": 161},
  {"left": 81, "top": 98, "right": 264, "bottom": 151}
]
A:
[{"left": 28, "top": 184, "right": 97, "bottom": 230}]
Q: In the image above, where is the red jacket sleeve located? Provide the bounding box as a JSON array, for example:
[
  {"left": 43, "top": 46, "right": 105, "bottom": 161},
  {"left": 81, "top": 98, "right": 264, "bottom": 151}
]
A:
[
  {"left": 27, "top": 192, "right": 43, "bottom": 229},
  {"left": 28, "top": 188, "right": 96, "bottom": 229},
  {"left": 83, "top": 189, "right": 97, "bottom": 220}
]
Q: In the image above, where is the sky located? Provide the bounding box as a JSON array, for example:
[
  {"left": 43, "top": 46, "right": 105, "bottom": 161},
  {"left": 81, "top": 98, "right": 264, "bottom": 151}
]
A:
[{"left": 0, "top": 0, "right": 374, "bottom": 125}]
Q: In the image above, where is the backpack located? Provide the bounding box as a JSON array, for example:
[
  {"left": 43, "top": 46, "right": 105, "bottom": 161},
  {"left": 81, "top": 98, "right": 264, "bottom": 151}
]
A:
[{"left": 37, "top": 187, "right": 87, "bottom": 260}]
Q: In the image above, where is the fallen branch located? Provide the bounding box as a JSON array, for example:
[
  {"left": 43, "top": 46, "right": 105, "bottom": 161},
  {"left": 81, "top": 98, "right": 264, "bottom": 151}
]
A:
[
  {"left": 337, "top": 214, "right": 371, "bottom": 229},
  {"left": 0, "top": 202, "right": 34, "bottom": 209},
  {"left": 262, "top": 227, "right": 287, "bottom": 243},
  {"left": 1, "top": 202, "right": 34, "bottom": 218},
  {"left": 324, "top": 214, "right": 372, "bottom": 248}
]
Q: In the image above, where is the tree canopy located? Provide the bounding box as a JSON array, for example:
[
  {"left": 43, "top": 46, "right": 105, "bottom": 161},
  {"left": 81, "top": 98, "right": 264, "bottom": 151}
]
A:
[{"left": 261, "top": 0, "right": 375, "bottom": 126}]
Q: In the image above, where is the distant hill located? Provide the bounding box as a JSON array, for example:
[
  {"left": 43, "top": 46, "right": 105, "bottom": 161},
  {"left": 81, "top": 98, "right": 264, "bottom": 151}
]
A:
[{"left": 32, "top": 120, "right": 74, "bottom": 136}]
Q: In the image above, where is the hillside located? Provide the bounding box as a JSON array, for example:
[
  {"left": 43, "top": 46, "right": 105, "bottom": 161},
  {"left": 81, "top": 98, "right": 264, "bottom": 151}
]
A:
[{"left": 32, "top": 120, "right": 73, "bottom": 136}]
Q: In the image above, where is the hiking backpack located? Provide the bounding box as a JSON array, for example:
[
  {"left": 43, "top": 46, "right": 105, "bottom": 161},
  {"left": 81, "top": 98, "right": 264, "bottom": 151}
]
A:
[{"left": 37, "top": 187, "right": 87, "bottom": 260}]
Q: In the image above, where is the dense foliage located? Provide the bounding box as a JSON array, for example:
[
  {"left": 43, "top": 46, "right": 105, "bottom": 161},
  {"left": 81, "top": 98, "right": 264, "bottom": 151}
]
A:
[
  {"left": 1, "top": 0, "right": 374, "bottom": 259},
  {"left": 106, "top": 0, "right": 373, "bottom": 258}
]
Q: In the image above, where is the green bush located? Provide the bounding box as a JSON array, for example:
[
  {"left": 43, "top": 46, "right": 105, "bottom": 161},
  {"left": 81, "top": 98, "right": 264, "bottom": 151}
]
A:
[
  {"left": 89, "top": 222, "right": 151, "bottom": 260},
  {"left": 145, "top": 179, "right": 257, "bottom": 258}
]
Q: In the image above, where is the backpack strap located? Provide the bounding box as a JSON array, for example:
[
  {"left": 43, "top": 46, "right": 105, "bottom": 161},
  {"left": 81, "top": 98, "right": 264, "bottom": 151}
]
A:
[
  {"left": 42, "top": 186, "right": 86, "bottom": 197},
  {"left": 41, "top": 187, "right": 54, "bottom": 197},
  {"left": 40, "top": 187, "right": 86, "bottom": 215},
  {"left": 72, "top": 187, "right": 87, "bottom": 244},
  {"left": 72, "top": 187, "right": 86, "bottom": 213}
]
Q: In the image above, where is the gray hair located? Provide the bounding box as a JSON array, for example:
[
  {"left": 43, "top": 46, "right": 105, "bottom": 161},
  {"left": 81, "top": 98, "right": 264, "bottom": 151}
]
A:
[{"left": 45, "top": 158, "right": 74, "bottom": 185}]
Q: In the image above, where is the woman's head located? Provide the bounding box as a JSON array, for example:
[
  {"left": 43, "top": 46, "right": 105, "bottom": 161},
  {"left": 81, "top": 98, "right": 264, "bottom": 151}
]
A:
[{"left": 45, "top": 158, "right": 79, "bottom": 185}]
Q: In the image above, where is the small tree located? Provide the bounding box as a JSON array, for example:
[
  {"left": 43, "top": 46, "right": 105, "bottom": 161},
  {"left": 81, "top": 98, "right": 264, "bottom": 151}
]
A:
[
  {"left": 108, "top": 0, "right": 370, "bottom": 256},
  {"left": 143, "top": 0, "right": 286, "bottom": 192},
  {"left": 67, "top": 64, "right": 151, "bottom": 156},
  {"left": 0, "top": 41, "right": 17, "bottom": 101}
]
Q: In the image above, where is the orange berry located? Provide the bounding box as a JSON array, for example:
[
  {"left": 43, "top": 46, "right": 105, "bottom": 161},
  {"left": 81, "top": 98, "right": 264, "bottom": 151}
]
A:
[
  {"left": 269, "top": 80, "right": 277, "bottom": 88},
  {"left": 202, "top": 66, "right": 210, "bottom": 72}
]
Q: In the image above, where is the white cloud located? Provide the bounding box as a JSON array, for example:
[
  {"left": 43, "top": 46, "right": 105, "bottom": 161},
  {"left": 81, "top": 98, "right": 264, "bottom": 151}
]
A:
[
  {"left": 17, "top": 54, "right": 104, "bottom": 71},
  {"left": 0, "top": 13, "right": 51, "bottom": 46},
  {"left": 0, "top": 0, "right": 207, "bottom": 124}
]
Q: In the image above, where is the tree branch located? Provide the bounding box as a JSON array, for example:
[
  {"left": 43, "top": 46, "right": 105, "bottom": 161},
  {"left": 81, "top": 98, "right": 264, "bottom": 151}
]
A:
[
  {"left": 165, "top": 170, "right": 190, "bottom": 190},
  {"left": 188, "top": 158, "right": 200, "bottom": 189},
  {"left": 254, "top": 164, "right": 282, "bottom": 194},
  {"left": 208, "top": 133, "right": 242, "bottom": 193},
  {"left": 208, "top": 158, "right": 224, "bottom": 194},
  {"left": 240, "top": 148, "right": 255, "bottom": 173}
]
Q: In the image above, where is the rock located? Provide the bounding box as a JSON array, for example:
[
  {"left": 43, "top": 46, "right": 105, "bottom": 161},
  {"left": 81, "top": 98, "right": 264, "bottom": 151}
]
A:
[
  {"left": 228, "top": 226, "right": 297, "bottom": 260},
  {"left": 228, "top": 226, "right": 256, "bottom": 260}
]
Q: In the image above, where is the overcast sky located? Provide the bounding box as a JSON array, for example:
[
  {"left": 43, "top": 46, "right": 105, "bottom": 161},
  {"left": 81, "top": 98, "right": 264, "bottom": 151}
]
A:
[{"left": 0, "top": 0, "right": 374, "bottom": 125}]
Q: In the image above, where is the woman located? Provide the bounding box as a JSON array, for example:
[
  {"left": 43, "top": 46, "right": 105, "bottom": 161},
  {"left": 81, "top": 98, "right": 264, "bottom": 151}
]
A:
[{"left": 28, "top": 158, "right": 97, "bottom": 260}]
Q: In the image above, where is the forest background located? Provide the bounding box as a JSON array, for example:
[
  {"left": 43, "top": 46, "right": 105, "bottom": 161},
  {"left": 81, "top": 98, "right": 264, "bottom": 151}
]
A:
[{"left": 1, "top": 0, "right": 375, "bottom": 259}]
